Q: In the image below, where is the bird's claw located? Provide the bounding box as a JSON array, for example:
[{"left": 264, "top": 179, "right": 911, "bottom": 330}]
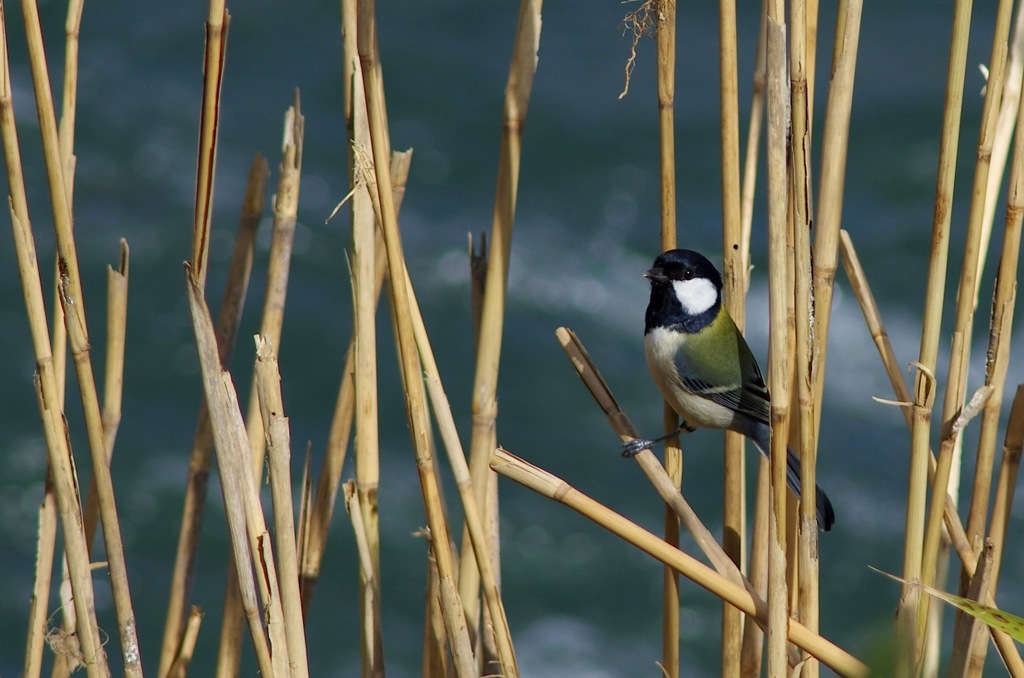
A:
[{"left": 622, "top": 437, "right": 654, "bottom": 457}]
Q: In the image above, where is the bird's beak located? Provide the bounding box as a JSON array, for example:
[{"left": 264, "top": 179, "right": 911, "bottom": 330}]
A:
[{"left": 645, "top": 266, "right": 667, "bottom": 282}]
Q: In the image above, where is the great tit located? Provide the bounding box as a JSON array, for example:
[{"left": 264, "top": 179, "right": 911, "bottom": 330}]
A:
[{"left": 624, "top": 248, "right": 835, "bottom": 532}]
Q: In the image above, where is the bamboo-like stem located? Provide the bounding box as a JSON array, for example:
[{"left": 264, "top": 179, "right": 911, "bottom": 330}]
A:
[
  {"left": 21, "top": 0, "right": 142, "bottom": 671},
  {"left": 556, "top": 327, "right": 750, "bottom": 588},
  {"left": 24, "top": 472, "right": 57, "bottom": 678},
  {"left": 655, "top": 2, "right": 680, "bottom": 675},
  {"left": 158, "top": 154, "right": 266, "bottom": 677},
  {"left": 185, "top": 268, "right": 289, "bottom": 678},
  {"left": 947, "top": 541, "right": 995, "bottom": 678},
  {"left": 764, "top": 0, "right": 791, "bottom": 671},
  {"left": 789, "top": 0, "right": 821, "bottom": 672},
  {"left": 190, "top": 0, "right": 229, "bottom": 288},
  {"left": 900, "top": 0, "right": 973, "bottom": 668},
  {"left": 919, "top": 0, "right": 1013, "bottom": 649},
  {"left": 344, "top": 481, "right": 385, "bottom": 676},
  {"left": 839, "top": 230, "right": 1024, "bottom": 672},
  {"left": 491, "top": 449, "right": 869, "bottom": 678},
  {"left": 718, "top": 0, "right": 746, "bottom": 672},
  {"left": 217, "top": 97, "right": 303, "bottom": 674},
  {"left": 300, "top": 150, "right": 410, "bottom": 612},
  {"left": 810, "top": 0, "right": 862, "bottom": 442},
  {"left": 164, "top": 606, "right": 204, "bottom": 678},
  {"left": 0, "top": 9, "right": 108, "bottom": 676},
  {"left": 357, "top": 1, "right": 476, "bottom": 674},
  {"left": 460, "top": 2, "right": 541, "bottom": 659},
  {"left": 255, "top": 337, "right": 311, "bottom": 678},
  {"left": 80, "top": 242, "right": 129, "bottom": 544}
]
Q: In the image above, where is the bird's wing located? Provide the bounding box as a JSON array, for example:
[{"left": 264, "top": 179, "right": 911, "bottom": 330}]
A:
[{"left": 677, "top": 371, "right": 770, "bottom": 424}]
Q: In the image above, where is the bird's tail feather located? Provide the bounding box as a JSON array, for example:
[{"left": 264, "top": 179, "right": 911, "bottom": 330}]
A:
[{"left": 749, "top": 423, "right": 835, "bottom": 531}]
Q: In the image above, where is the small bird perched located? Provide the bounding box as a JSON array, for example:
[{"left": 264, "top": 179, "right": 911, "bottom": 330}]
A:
[{"left": 624, "top": 248, "right": 835, "bottom": 531}]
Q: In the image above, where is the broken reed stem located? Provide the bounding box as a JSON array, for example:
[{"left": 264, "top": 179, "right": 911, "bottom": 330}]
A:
[
  {"left": 654, "top": 2, "right": 680, "bottom": 675},
  {"left": 461, "top": 1, "right": 541, "bottom": 656},
  {"left": 185, "top": 267, "right": 288, "bottom": 678},
  {"left": 218, "top": 97, "right": 304, "bottom": 672},
  {"left": 255, "top": 337, "right": 311, "bottom": 678},
  {"left": 190, "top": 0, "right": 229, "bottom": 288},
  {"left": 839, "top": 230, "right": 1024, "bottom": 672},
  {"left": 344, "top": 482, "right": 385, "bottom": 676},
  {"left": 0, "top": 7, "right": 108, "bottom": 675},
  {"left": 21, "top": 0, "right": 143, "bottom": 670},
  {"left": 902, "top": 0, "right": 973, "bottom": 666},
  {"left": 165, "top": 607, "right": 204, "bottom": 678},
  {"left": 24, "top": 479, "right": 57, "bottom": 678},
  {"left": 555, "top": 327, "right": 748, "bottom": 590},
  {"left": 764, "top": 0, "right": 791, "bottom": 671},
  {"left": 301, "top": 150, "right": 410, "bottom": 612},
  {"left": 357, "top": 1, "right": 476, "bottom": 673},
  {"left": 490, "top": 449, "right": 869, "bottom": 678},
  {"left": 158, "top": 154, "right": 266, "bottom": 677}
]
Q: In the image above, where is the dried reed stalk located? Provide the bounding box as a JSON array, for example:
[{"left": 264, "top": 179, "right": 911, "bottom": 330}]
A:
[
  {"left": 217, "top": 98, "right": 303, "bottom": 674},
  {"left": 763, "top": 0, "right": 791, "bottom": 671},
  {"left": 788, "top": 0, "right": 823, "bottom": 675},
  {"left": 717, "top": 0, "right": 746, "bottom": 671},
  {"left": 555, "top": 327, "right": 749, "bottom": 588},
  {"left": 164, "top": 606, "right": 203, "bottom": 678},
  {"left": 185, "top": 268, "right": 289, "bottom": 677},
  {"left": 900, "top": 0, "right": 973, "bottom": 668},
  {"left": 158, "top": 154, "right": 266, "bottom": 676},
  {"left": 357, "top": 0, "right": 476, "bottom": 673},
  {"left": 460, "top": 2, "right": 541, "bottom": 661},
  {"left": 344, "top": 481, "right": 385, "bottom": 675},
  {"left": 190, "top": 0, "right": 229, "bottom": 288},
  {"left": 654, "top": 3, "right": 681, "bottom": 674},
  {"left": 255, "top": 337, "right": 311, "bottom": 678},
  {"left": 0, "top": 7, "right": 109, "bottom": 675},
  {"left": 21, "top": 0, "right": 143, "bottom": 670},
  {"left": 839, "top": 230, "right": 1024, "bottom": 672},
  {"left": 490, "top": 449, "right": 869, "bottom": 678}
]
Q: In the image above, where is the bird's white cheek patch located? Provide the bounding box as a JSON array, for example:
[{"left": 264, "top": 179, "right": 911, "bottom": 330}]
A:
[{"left": 672, "top": 278, "right": 718, "bottom": 315}]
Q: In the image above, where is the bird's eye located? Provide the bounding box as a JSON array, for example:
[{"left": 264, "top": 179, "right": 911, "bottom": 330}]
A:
[{"left": 681, "top": 268, "right": 694, "bottom": 280}]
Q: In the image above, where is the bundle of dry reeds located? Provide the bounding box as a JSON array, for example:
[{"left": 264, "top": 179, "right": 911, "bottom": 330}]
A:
[{"left": 3, "top": 0, "right": 1023, "bottom": 676}]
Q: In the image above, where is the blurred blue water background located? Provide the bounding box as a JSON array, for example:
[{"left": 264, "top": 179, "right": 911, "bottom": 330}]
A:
[{"left": 1, "top": 0, "right": 1021, "bottom": 675}]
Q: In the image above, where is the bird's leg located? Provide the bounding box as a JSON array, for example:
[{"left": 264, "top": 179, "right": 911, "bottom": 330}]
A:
[{"left": 621, "top": 421, "right": 691, "bottom": 457}]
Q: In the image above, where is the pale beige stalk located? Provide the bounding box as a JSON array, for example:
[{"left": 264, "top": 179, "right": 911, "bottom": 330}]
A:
[
  {"left": 900, "top": 0, "right": 973, "bottom": 668},
  {"left": 255, "top": 337, "right": 311, "bottom": 678},
  {"left": 357, "top": 1, "right": 476, "bottom": 672},
  {"left": 158, "top": 154, "right": 266, "bottom": 676},
  {"left": 491, "top": 449, "right": 869, "bottom": 678},
  {"left": 190, "top": 0, "right": 228, "bottom": 288},
  {"left": 185, "top": 269, "right": 289, "bottom": 677},
  {"left": 164, "top": 607, "right": 203, "bottom": 678},
  {"left": 343, "top": 482, "right": 385, "bottom": 676},
  {"left": 21, "top": 0, "right": 142, "bottom": 670},
  {"left": 461, "top": 2, "right": 541, "bottom": 659},
  {"left": 764, "top": 2, "right": 791, "bottom": 671}
]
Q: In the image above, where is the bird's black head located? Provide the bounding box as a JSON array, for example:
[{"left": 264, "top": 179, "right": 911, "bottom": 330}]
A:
[{"left": 644, "top": 249, "right": 723, "bottom": 334}]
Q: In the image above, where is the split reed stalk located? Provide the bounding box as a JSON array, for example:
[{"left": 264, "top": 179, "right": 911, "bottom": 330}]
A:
[
  {"left": 164, "top": 606, "right": 203, "bottom": 678},
  {"left": 901, "top": 0, "right": 973, "bottom": 668},
  {"left": 0, "top": 7, "right": 109, "bottom": 674},
  {"left": 217, "top": 98, "right": 303, "bottom": 674},
  {"left": 158, "top": 154, "right": 266, "bottom": 676},
  {"left": 22, "top": 0, "right": 143, "bottom": 670},
  {"left": 490, "top": 449, "right": 869, "bottom": 678},
  {"left": 763, "top": 0, "right": 791, "bottom": 671},
  {"left": 654, "top": 2, "right": 681, "bottom": 675},
  {"left": 255, "top": 337, "right": 311, "bottom": 678},
  {"left": 190, "top": 0, "right": 228, "bottom": 288},
  {"left": 185, "top": 269, "right": 289, "bottom": 678},
  {"left": 343, "top": 481, "right": 385, "bottom": 675},
  {"left": 460, "top": 2, "right": 541, "bottom": 661},
  {"left": 357, "top": 1, "right": 476, "bottom": 673}
]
